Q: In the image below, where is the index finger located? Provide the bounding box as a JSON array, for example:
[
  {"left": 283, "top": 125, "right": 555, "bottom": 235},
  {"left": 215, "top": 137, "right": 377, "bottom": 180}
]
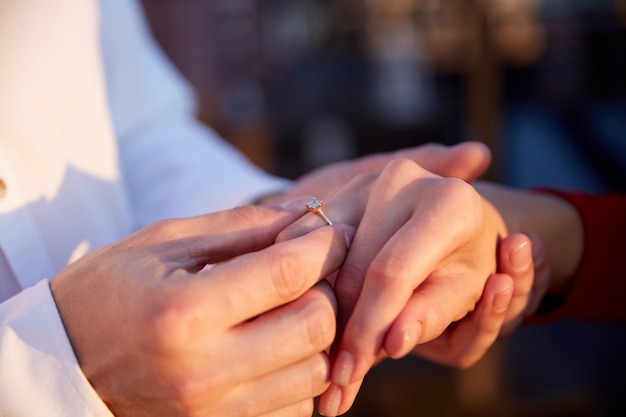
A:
[
  {"left": 135, "top": 197, "right": 315, "bottom": 272},
  {"left": 191, "top": 223, "right": 354, "bottom": 329}
]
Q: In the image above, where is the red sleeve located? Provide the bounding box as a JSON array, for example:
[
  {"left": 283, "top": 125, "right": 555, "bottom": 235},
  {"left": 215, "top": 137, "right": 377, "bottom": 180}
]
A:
[{"left": 526, "top": 190, "right": 626, "bottom": 324}]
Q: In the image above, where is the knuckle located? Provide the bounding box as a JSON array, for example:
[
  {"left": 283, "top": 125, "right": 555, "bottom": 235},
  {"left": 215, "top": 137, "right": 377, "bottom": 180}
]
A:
[
  {"left": 142, "top": 359, "right": 212, "bottom": 414},
  {"left": 227, "top": 204, "right": 268, "bottom": 228},
  {"left": 269, "top": 250, "right": 308, "bottom": 299},
  {"left": 439, "top": 175, "right": 473, "bottom": 194},
  {"left": 145, "top": 290, "right": 193, "bottom": 352},
  {"left": 449, "top": 178, "right": 483, "bottom": 213},
  {"left": 165, "top": 379, "right": 199, "bottom": 414},
  {"left": 303, "top": 298, "right": 337, "bottom": 350},
  {"left": 438, "top": 178, "right": 484, "bottom": 236},
  {"left": 335, "top": 263, "right": 367, "bottom": 309},
  {"left": 136, "top": 293, "right": 231, "bottom": 414},
  {"left": 421, "top": 304, "right": 450, "bottom": 342},
  {"left": 454, "top": 354, "right": 480, "bottom": 370},
  {"left": 383, "top": 157, "right": 420, "bottom": 176},
  {"left": 144, "top": 218, "right": 182, "bottom": 241},
  {"left": 377, "top": 159, "right": 421, "bottom": 187},
  {"left": 435, "top": 176, "right": 478, "bottom": 205},
  {"left": 367, "top": 253, "right": 413, "bottom": 287},
  {"left": 154, "top": 357, "right": 228, "bottom": 415}
]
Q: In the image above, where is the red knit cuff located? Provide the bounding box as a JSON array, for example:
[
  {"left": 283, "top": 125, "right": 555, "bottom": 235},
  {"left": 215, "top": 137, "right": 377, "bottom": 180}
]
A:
[{"left": 524, "top": 190, "right": 626, "bottom": 324}]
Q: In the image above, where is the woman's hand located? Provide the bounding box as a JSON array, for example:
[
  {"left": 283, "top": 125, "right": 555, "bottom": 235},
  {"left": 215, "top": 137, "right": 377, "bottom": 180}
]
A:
[
  {"left": 261, "top": 141, "right": 492, "bottom": 206},
  {"left": 51, "top": 198, "right": 353, "bottom": 417},
  {"left": 411, "top": 232, "right": 549, "bottom": 367},
  {"left": 278, "top": 159, "right": 508, "bottom": 416}
]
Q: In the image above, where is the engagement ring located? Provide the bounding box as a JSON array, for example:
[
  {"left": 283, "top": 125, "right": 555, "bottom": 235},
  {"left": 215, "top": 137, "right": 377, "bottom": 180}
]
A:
[{"left": 306, "top": 198, "right": 333, "bottom": 225}]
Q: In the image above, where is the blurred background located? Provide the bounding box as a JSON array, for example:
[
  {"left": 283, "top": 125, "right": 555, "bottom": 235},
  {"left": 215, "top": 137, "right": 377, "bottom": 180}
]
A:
[{"left": 140, "top": 0, "right": 626, "bottom": 415}]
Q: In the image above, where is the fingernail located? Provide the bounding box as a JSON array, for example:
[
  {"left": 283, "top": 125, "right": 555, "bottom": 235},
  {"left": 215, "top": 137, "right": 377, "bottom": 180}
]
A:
[
  {"left": 319, "top": 384, "right": 342, "bottom": 417},
  {"left": 493, "top": 288, "right": 513, "bottom": 313},
  {"left": 509, "top": 240, "right": 531, "bottom": 272},
  {"left": 332, "top": 350, "right": 355, "bottom": 387},
  {"left": 344, "top": 227, "right": 356, "bottom": 249},
  {"left": 278, "top": 196, "right": 313, "bottom": 211},
  {"left": 402, "top": 322, "right": 421, "bottom": 355}
]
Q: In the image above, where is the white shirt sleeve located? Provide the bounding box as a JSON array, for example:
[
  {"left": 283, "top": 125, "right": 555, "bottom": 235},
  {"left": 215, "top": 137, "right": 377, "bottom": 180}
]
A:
[
  {"left": 0, "top": 0, "right": 123, "bottom": 414},
  {"left": 0, "top": 280, "right": 113, "bottom": 417},
  {"left": 0, "top": 0, "right": 289, "bottom": 414},
  {"left": 101, "top": 0, "right": 290, "bottom": 229}
]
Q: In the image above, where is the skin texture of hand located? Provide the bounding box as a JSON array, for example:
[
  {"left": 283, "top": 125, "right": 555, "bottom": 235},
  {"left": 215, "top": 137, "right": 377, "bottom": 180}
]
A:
[
  {"left": 409, "top": 187, "right": 559, "bottom": 372},
  {"left": 260, "top": 141, "right": 492, "bottom": 206},
  {"left": 474, "top": 181, "right": 582, "bottom": 296},
  {"left": 277, "top": 159, "right": 509, "bottom": 416},
  {"left": 411, "top": 232, "right": 546, "bottom": 368},
  {"left": 50, "top": 198, "right": 354, "bottom": 417}
]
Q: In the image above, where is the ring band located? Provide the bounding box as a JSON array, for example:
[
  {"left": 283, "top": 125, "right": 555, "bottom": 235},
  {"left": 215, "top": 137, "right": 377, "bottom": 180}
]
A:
[{"left": 306, "top": 198, "right": 333, "bottom": 225}]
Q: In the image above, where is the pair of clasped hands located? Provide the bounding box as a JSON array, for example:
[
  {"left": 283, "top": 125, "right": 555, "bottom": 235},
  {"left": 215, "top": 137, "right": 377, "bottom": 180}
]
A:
[{"left": 51, "top": 142, "right": 546, "bottom": 417}]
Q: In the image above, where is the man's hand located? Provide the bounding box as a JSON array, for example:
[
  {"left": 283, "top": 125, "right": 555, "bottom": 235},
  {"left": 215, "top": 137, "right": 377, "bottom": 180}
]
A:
[
  {"left": 50, "top": 198, "right": 353, "bottom": 417},
  {"left": 278, "top": 160, "right": 509, "bottom": 416}
]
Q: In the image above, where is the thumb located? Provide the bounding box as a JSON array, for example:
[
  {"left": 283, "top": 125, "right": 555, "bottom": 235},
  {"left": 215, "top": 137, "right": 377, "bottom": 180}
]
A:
[{"left": 394, "top": 141, "right": 492, "bottom": 182}]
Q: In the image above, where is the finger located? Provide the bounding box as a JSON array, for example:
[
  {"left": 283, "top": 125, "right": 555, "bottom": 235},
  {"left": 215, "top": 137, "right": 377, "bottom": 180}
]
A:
[
  {"left": 398, "top": 141, "right": 492, "bottom": 182},
  {"left": 264, "top": 142, "right": 490, "bottom": 210},
  {"left": 332, "top": 168, "right": 480, "bottom": 386},
  {"left": 213, "top": 353, "right": 331, "bottom": 417},
  {"left": 192, "top": 223, "right": 353, "bottom": 328},
  {"left": 354, "top": 141, "right": 491, "bottom": 182},
  {"left": 144, "top": 197, "right": 314, "bottom": 270},
  {"left": 276, "top": 174, "right": 375, "bottom": 243},
  {"left": 526, "top": 233, "right": 550, "bottom": 316},
  {"left": 496, "top": 233, "right": 535, "bottom": 335},
  {"left": 373, "top": 266, "right": 482, "bottom": 358},
  {"left": 213, "top": 281, "right": 337, "bottom": 384},
  {"left": 257, "top": 399, "right": 315, "bottom": 417},
  {"left": 318, "top": 380, "right": 362, "bottom": 417},
  {"left": 278, "top": 141, "right": 491, "bottom": 243},
  {"left": 409, "top": 273, "right": 513, "bottom": 368}
]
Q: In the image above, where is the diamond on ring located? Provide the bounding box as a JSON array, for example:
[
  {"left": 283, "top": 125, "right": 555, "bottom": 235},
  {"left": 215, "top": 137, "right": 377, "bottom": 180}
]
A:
[{"left": 306, "top": 198, "right": 333, "bottom": 225}]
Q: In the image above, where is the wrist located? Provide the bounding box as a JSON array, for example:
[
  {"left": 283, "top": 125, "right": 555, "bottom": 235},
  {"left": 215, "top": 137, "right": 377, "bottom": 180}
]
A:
[
  {"left": 518, "top": 190, "right": 583, "bottom": 297},
  {"left": 474, "top": 182, "right": 584, "bottom": 298}
]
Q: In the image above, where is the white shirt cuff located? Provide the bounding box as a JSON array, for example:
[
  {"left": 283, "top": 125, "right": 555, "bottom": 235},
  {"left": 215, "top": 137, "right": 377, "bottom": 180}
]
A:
[{"left": 0, "top": 280, "right": 114, "bottom": 417}]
